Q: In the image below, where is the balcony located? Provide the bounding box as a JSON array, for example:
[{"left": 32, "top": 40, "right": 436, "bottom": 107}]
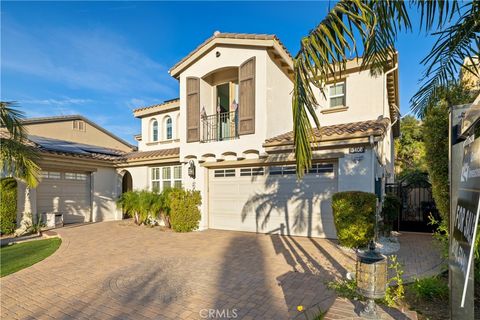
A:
[{"left": 201, "top": 111, "right": 238, "bottom": 143}]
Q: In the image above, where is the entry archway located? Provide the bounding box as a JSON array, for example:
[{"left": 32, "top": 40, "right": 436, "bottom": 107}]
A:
[{"left": 120, "top": 170, "right": 133, "bottom": 219}]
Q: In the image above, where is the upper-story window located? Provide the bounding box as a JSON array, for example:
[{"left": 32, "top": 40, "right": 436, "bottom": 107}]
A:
[
  {"left": 151, "top": 119, "right": 158, "bottom": 141},
  {"left": 165, "top": 116, "right": 172, "bottom": 140},
  {"left": 73, "top": 120, "right": 86, "bottom": 131},
  {"left": 329, "top": 82, "right": 346, "bottom": 108}
]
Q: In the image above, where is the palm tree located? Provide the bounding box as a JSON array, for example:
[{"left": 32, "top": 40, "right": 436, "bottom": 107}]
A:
[
  {"left": 292, "top": 0, "right": 479, "bottom": 176},
  {"left": 0, "top": 101, "right": 40, "bottom": 187}
]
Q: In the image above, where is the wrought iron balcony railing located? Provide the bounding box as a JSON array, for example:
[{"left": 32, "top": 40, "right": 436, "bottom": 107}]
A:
[{"left": 201, "top": 110, "right": 238, "bottom": 142}]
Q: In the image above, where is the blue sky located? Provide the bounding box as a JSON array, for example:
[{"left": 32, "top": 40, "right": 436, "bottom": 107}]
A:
[{"left": 1, "top": 1, "right": 437, "bottom": 144}]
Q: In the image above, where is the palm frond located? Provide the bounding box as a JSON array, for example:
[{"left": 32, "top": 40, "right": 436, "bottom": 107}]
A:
[
  {"left": 0, "top": 101, "right": 27, "bottom": 141},
  {"left": 362, "top": 1, "right": 411, "bottom": 75},
  {"left": 412, "top": 0, "right": 460, "bottom": 31},
  {"left": 411, "top": 1, "right": 480, "bottom": 117},
  {"left": 0, "top": 138, "right": 40, "bottom": 187}
]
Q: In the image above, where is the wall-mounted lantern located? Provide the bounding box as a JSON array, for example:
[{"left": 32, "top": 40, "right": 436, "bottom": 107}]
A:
[
  {"left": 188, "top": 160, "right": 196, "bottom": 179},
  {"left": 356, "top": 241, "right": 387, "bottom": 319}
]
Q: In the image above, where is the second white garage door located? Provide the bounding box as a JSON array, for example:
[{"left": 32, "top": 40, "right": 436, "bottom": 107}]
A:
[
  {"left": 37, "top": 171, "right": 91, "bottom": 224},
  {"left": 209, "top": 163, "right": 338, "bottom": 238}
]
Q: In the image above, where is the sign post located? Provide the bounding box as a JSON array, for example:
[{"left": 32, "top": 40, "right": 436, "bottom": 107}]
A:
[{"left": 449, "top": 99, "right": 480, "bottom": 319}]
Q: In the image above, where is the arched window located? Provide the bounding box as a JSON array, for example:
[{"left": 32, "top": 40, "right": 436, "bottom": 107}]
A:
[
  {"left": 165, "top": 116, "right": 172, "bottom": 140},
  {"left": 152, "top": 120, "right": 158, "bottom": 141}
]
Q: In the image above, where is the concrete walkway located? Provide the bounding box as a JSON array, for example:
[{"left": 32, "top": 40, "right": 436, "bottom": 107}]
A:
[{"left": 0, "top": 221, "right": 443, "bottom": 319}]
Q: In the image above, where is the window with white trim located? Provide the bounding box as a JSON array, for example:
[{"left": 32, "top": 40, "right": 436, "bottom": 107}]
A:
[
  {"left": 308, "top": 163, "right": 334, "bottom": 174},
  {"left": 151, "top": 165, "right": 182, "bottom": 191},
  {"left": 240, "top": 167, "right": 264, "bottom": 176},
  {"left": 152, "top": 119, "right": 159, "bottom": 142},
  {"left": 65, "top": 172, "right": 88, "bottom": 180},
  {"left": 329, "top": 82, "right": 345, "bottom": 108},
  {"left": 151, "top": 168, "right": 161, "bottom": 191},
  {"left": 73, "top": 120, "right": 86, "bottom": 131},
  {"left": 165, "top": 116, "right": 172, "bottom": 140},
  {"left": 269, "top": 165, "right": 296, "bottom": 176},
  {"left": 173, "top": 166, "right": 182, "bottom": 188},
  {"left": 214, "top": 169, "right": 236, "bottom": 178},
  {"left": 40, "top": 171, "right": 61, "bottom": 179}
]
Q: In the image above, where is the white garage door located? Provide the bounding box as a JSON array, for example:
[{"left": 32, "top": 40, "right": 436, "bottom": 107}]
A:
[
  {"left": 37, "top": 171, "right": 91, "bottom": 224},
  {"left": 209, "top": 163, "right": 338, "bottom": 238}
]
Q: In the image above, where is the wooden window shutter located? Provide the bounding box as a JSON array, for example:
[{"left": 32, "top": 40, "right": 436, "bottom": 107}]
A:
[
  {"left": 238, "top": 57, "right": 256, "bottom": 135},
  {"left": 186, "top": 77, "right": 200, "bottom": 142}
]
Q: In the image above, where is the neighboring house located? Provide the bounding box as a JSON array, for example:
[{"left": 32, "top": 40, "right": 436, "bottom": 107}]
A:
[
  {"left": 10, "top": 115, "right": 136, "bottom": 227},
  {"left": 460, "top": 56, "right": 480, "bottom": 91},
  {"left": 122, "top": 32, "right": 400, "bottom": 238}
]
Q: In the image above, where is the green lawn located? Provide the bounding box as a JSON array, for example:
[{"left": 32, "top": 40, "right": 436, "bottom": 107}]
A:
[{"left": 0, "top": 238, "right": 62, "bottom": 277}]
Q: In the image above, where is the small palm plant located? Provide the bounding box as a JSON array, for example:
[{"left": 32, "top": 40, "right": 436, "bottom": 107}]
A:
[
  {"left": 117, "top": 191, "right": 141, "bottom": 224},
  {"left": 156, "top": 188, "right": 175, "bottom": 228},
  {"left": 117, "top": 189, "right": 175, "bottom": 227}
]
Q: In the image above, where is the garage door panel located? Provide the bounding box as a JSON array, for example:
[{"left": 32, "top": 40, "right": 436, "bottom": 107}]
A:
[
  {"left": 37, "top": 172, "right": 91, "bottom": 224},
  {"left": 209, "top": 164, "right": 338, "bottom": 238}
]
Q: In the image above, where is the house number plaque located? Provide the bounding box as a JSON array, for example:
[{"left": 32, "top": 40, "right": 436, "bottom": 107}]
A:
[{"left": 349, "top": 146, "right": 365, "bottom": 154}]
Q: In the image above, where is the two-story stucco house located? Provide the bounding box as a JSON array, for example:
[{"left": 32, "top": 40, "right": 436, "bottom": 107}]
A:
[{"left": 120, "top": 32, "right": 400, "bottom": 238}]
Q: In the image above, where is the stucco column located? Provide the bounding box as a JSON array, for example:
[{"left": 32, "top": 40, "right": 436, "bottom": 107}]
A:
[{"left": 15, "top": 183, "right": 37, "bottom": 235}]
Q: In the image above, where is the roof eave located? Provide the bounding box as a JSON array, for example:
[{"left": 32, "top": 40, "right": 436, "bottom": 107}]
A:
[{"left": 169, "top": 37, "right": 293, "bottom": 79}]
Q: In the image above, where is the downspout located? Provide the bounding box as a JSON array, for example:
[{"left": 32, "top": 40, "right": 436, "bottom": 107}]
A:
[
  {"left": 369, "top": 135, "right": 376, "bottom": 193},
  {"left": 382, "top": 64, "right": 399, "bottom": 182},
  {"left": 384, "top": 64, "right": 398, "bottom": 121},
  {"left": 370, "top": 134, "right": 380, "bottom": 241}
]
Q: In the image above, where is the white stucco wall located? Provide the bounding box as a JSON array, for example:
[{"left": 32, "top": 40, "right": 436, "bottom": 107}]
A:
[
  {"left": 337, "top": 148, "right": 375, "bottom": 193},
  {"left": 122, "top": 165, "right": 150, "bottom": 190},
  {"left": 92, "top": 167, "right": 122, "bottom": 222},
  {"left": 266, "top": 53, "right": 294, "bottom": 139}
]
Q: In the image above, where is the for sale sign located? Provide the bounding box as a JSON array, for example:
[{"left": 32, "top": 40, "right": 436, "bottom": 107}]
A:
[{"left": 451, "top": 134, "right": 480, "bottom": 307}]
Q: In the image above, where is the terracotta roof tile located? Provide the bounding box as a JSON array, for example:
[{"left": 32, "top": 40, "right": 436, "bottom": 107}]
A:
[
  {"left": 122, "top": 148, "right": 179, "bottom": 161},
  {"left": 264, "top": 118, "right": 390, "bottom": 146},
  {"left": 133, "top": 98, "right": 180, "bottom": 114}
]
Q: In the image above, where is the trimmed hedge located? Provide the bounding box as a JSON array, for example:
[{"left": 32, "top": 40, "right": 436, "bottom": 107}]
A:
[
  {"left": 332, "top": 191, "right": 376, "bottom": 248},
  {"left": 0, "top": 178, "right": 17, "bottom": 235},
  {"left": 423, "top": 103, "right": 449, "bottom": 224},
  {"left": 169, "top": 189, "right": 202, "bottom": 232}
]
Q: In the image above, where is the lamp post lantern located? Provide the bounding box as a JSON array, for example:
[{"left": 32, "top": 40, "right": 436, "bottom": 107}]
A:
[{"left": 356, "top": 241, "right": 388, "bottom": 319}]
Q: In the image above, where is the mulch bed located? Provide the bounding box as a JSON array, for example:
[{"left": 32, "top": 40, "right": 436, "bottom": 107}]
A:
[{"left": 403, "top": 273, "right": 449, "bottom": 320}]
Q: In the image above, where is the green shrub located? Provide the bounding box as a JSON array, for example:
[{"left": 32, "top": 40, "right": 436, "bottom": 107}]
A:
[
  {"left": 169, "top": 189, "right": 201, "bottom": 232},
  {"left": 384, "top": 255, "right": 405, "bottom": 307},
  {"left": 381, "top": 194, "right": 401, "bottom": 235},
  {"left": 332, "top": 191, "right": 376, "bottom": 248},
  {"left": 423, "top": 103, "right": 450, "bottom": 224},
  {"left": 408, "top": 276, "right": 448, "bottom": 301},
  {"left": 0, "top": 178, "right": 17, "bottom": 235}
]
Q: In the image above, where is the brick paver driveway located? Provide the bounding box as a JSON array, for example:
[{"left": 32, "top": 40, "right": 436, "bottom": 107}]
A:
[{"left": 1, "top": 221, "right": 443, "bottom": 320}]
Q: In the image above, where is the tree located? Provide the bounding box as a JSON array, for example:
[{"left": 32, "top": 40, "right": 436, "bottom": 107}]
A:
[
  {"left": 292, "top": 0, "right": 479, "bottom": 175},
  {"left": 422, "top": 81, "right": 478, "bottom": 225},
  {"left": 394, "top": 116, "right": 427, "bottom": 178},
  {"left": 0, "top": 101, "right": 40, "bottom": 187}
]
